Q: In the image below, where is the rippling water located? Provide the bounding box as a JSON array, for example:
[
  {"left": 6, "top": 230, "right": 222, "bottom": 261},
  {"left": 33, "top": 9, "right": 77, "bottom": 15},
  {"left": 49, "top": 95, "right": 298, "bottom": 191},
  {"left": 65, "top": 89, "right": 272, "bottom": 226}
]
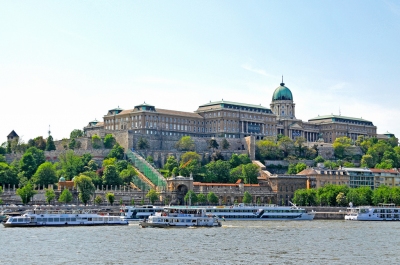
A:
[{"left": 0, "top": 220, "right": 399, "bottom": 265}]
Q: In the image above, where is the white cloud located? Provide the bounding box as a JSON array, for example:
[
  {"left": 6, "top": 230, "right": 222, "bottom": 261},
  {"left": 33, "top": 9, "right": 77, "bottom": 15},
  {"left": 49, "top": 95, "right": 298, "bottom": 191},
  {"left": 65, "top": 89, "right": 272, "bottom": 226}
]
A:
[{"left": 241, "top": 63, "right": 275, "bottom": 78}]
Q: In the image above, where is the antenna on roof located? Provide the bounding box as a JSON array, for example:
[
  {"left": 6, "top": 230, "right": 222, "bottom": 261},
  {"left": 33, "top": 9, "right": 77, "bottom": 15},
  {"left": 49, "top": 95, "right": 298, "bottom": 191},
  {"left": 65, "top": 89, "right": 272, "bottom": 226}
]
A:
[
  {"left": 339, "top": 107, "right": 341, "bottom": 116},
  {"left": 48, "top": 125, "right": 51, "bottom": 136},
  {"left": 280, "top": 75, "right": 285, "bottom": 86}
]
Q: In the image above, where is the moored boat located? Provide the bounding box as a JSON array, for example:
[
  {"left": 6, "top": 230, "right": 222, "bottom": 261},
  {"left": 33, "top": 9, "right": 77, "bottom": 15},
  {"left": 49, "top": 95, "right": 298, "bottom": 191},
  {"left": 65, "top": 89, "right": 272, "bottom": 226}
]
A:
[
  {"left": 120, "top": 205, "right": 164, "bottom": 222},
  {"left": 345, "top": 203, "right": 400, "bottom": 221},
  {"left": 3, "top": 208, "right": 128, "bottom": 227},
  {"left": 139, "top": 207, "right": 221, "bottom": 228}
]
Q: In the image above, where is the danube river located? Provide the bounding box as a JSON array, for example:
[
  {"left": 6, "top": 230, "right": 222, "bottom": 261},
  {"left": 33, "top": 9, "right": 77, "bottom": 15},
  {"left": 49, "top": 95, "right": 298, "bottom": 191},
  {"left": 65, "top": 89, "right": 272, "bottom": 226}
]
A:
[{"left": 0, "top": 220, "right": 399, "bottom": 264}]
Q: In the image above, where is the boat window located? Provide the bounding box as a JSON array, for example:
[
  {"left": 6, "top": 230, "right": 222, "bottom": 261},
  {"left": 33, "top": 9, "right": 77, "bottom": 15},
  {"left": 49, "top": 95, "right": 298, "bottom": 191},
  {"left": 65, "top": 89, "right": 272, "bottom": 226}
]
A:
[
  {"left": 71, "top": 218, "right": 76, "bottom": 221},
  {"left": 48, "top": 218, "right": 54, "bottom": 222},
  {"left": 17, "top": 218, "right": 23, "bottom": 222},
  {"left": 54, "top": 218, "right": 59, "bottom": 222}
]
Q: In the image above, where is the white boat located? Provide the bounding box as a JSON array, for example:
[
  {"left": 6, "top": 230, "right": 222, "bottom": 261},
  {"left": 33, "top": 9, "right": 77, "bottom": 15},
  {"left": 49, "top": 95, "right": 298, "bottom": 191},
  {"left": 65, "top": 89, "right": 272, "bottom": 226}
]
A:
[
  {"left": 345, "top": 203, "right": 400, "bottom": 221},
  {"left": 120, "top": 205, "right": 164, "bottom": 222},
  {"left": 122, "top": 203, "right": 315, "bottom": 221},
  {"left": 205, "top": 203, "right": 315, "bottom": 221},
  {"left": 139, "top": 207, "right": 222, "bottom": 228},
  {"left": 3, "top": 209, "right": 128, "bottom": 227}
]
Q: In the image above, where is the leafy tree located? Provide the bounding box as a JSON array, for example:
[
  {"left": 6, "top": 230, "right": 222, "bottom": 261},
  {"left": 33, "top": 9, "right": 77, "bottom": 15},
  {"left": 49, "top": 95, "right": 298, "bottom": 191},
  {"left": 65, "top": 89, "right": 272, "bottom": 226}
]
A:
[
  {"left": 361, "top": 154, "right": 375, "bottom": 168},
  {"left": 119, "top": 166, "right": 138, "bottom": 185},
  {"left": 94, "top": 195, "right": 103, "bottom": 205},
  {"left": 33, "top": 136, "right": 47, "bottom": 151},
  {"left": 197, "top": 193, "right": 206, "bottom": 205},
  {"left": 44, "top": 189, "right": 56, "bottom": 204},
  {"left": 221, "top": 138, "right": 230, "bottom": 150},
  {"left": 58, "top": 150, "right": 84, "bottom": 180},
  {"left": 207, "top": 138, "right": 219, "bottom": 152},
  {"left": 19, "top": 153, "right": 37, "bottom": 179},
  {"left": 0, "top": 145, "right": 6, "bottom": 155},
  {"left": 314, "top": 155, "right": 325, "bottom": 163},
  {"left": 211, "top": 151, "right": 224, "bottom": 161},
  {"left": 106, "top": 192, "right": 115, "bottom": 205},
  {"left": 58, "top": 189, "right": 73, "bottom": 204},
  {"left": 294, "top": 137, "right": 306, "bottom": 158},
  {"left": 146, "top": 189, "right": 159, "bottom": 204},
  {"left": 242, "top": 191, "right": 252, "bottom": 204},
  {"left": 69, "top": 138, "right": 77, "bottom": 150},
  {"left": 102, "top": 157, "right": 117, "bottom": 168},
  {"left": 137, "top": 137, "right": 149, "bottom": 150},
  {"left": 256, "top": 139, "right": 281, "bottom": 160},
  {"left": 16, "top": 182, "right": 37, "bottom": 204},
  {"left": 184, "top": 190, "right": 198, "bottom": 205},
  {"left": 347, "top": 186, "right": 372, "bottom": 206},
  {"left": 32, "top": 162, "right": 58, "bottom": 187},
  {"left": 287, "top": 163, "right": 297, "bottom": 174},
  {"left": 295, "top": 163, "right": 307, "bottom": 173},
  {"left": 333, "top": 137, "right": 352, "bottom": 159},
  {"left": 0, "top": 162, "right": 19, "bottom": 186},
  {"left": 375, "top": 159, "right": 393, "bottom": 169},
  {"left": 70, "top": 129, "right": 84, "bottom": 139},
  {"left": 238, "top": 154, "right": 251, "bottom": 164},
  {"left": 103, "top": 134, "right": 116, "bottom": 149},
  {"left": 343, "top": 161, "right": 355, "bottom": 168},
  {"left": 336, "top": 192, "right": 347, "bottom": 206},
  {"left": 130, "top": 198, "right": 135, "bottom": 205},
  {"left": 107, "top": 143, "right": 124, "bottom": 160},
  {"left": 372, "top": 185, "right": 391, "bottom": 205},
  {"left": 278, "top": 136, "right": 294, "bottom": 158},
  {"left": 163, "top": 156, "right": 179, "bottom": 177},
  {"left": 103, "top": 165, "right": 122, "bottom": 186},
  {"left": 0, "top": 186, "right": 2, "bottom": 204},
  {"left": 229, "top": 154, "right": 242, "bottom": 168},
  {"left": 293, "top": 189, "right": 317, "bottom": 206},
  {"left": 391, "top": 187, "right": 400, "bottom": 205},
  {"left": 179, "top": 159, "right": 201, "bottom": 178},
  {"left": 175, "top": 136, "right": 195, "bottom": 151},
  {"left": 87, "top": 160, "right": 99, "bottom": 171},
  {"left": 242, "top": 163, "right": 259, "bottom": 184},
  {"left": 91, "top": 134, "right": 102, "bottom": 149},
  {"left": 81, "top": 171, "right": 103, "bottom": 188},
  {"left": 45, "top": 135, "right": 56, "bottom": 151},
  {"left": 74, "top": 174, "right": 95, "bottom": 205},
  {"left": 229, "top": 165, "right": 243, "bottom": 183},
  {"left": 324, "top": 160, "right": 338, "bottom": 169},
  {"left": 207, "top": 192, "right": 218, "bottom": 205},
  {"left": 146, "top": 156, "right": 154, "bottom": 164},
  {"left": 116, "top": 160, "right": 129, "bottom": 172},
  {"left": 205, "top": 160, "right": 231, "bottom": 183}
]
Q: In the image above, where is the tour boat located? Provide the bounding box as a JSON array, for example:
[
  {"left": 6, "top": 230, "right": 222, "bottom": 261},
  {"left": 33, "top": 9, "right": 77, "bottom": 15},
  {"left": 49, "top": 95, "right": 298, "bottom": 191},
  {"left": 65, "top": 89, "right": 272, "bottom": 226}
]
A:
[
  {"left": 122, "top": 203, "right": 315, "bottom": 221},
  {"left": 204, "top": 203, "right": 314, "bottom": 221},
  {"left": 120, "top": 205, "right": 165, "bottom": 222},
  {"left": 345, "top": 204, "right": 400, "bottom": 221},
  {"left": 139, "top": 207, "right": 222, "bottom": 228},
  {"left": 3, "top": 209, "right": 128, "bottom": 227}
]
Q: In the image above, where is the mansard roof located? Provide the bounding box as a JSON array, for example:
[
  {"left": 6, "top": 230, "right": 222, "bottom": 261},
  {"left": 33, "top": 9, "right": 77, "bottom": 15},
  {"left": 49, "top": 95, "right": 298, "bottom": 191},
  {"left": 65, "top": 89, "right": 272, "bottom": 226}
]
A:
[{"left": 308, "top": 114, "right": 373, "bottom": 125}]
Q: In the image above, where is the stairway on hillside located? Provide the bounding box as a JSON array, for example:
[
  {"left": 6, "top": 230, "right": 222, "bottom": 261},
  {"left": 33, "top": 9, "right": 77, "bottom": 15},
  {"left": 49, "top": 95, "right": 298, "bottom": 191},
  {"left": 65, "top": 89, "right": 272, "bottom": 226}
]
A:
[{"left": 126, "top": 150, "right": 167, "bottom": 189}]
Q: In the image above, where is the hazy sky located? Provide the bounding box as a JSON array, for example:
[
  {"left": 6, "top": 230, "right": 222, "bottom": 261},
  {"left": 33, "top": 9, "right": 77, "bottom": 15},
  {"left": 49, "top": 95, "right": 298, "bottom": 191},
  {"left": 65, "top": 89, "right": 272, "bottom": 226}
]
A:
[{"left": 1, "top": 1, "right": 400, "bottom": 142}]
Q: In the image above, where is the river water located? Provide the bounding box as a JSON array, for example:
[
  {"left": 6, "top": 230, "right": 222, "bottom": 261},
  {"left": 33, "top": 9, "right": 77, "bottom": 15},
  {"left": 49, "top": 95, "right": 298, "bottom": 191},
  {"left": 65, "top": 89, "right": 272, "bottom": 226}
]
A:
[{"left": 0, "top": 220, "right": 399, "bottom": 265}]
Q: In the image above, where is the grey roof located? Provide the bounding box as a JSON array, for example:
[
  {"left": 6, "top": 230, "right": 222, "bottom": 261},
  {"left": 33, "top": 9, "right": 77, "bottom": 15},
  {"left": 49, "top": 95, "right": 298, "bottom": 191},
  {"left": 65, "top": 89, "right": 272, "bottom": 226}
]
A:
[
  {"left": 199, "top": 100, "right": 270, "bottom": 110},
  {"left": 308, "top": 114, "right": 372, "bottom": 123}
]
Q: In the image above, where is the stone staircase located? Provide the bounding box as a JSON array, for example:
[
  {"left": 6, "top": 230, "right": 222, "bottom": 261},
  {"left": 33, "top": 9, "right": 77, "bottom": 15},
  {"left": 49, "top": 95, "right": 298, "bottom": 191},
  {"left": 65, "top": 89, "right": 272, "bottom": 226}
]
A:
[{"left": 126, "top": 150, "right": 167, "bottom": 190}]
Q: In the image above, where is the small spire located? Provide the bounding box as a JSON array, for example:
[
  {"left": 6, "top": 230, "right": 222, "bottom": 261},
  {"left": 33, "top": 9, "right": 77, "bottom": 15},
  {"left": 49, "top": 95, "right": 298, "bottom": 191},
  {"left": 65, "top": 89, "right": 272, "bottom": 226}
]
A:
[
  {"left": 280, "top": 75, "right": 285, "bottom": 86},
  {"left": 339, "top": 107, "right": 341, "bottom": 116},
  {"left": 48, "top": 125, "right": 51, "bottom": 136}
]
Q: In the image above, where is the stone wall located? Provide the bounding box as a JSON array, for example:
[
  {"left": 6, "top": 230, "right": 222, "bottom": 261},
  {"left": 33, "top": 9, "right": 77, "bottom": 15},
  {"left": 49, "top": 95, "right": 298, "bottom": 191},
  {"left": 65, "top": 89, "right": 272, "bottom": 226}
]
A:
[{"left": 264, "top": 160, "right": 315, "bottom": 167}]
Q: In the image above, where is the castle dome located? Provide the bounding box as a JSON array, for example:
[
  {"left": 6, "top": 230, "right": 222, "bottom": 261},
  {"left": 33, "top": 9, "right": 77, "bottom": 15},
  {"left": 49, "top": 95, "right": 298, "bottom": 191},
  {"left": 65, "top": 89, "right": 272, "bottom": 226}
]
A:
[{"left": 272, "top": 82, "right": 293, "bottom": 101}]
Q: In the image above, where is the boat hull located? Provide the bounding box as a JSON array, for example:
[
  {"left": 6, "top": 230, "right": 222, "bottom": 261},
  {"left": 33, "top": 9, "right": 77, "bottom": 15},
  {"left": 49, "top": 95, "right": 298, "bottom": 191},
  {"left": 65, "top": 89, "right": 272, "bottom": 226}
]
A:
[
  {"left": 139, "top": 221, "right": 221, "bottom": 228},
  {"left": 3, "top": 222, "right": 128, "bottom": 228}
]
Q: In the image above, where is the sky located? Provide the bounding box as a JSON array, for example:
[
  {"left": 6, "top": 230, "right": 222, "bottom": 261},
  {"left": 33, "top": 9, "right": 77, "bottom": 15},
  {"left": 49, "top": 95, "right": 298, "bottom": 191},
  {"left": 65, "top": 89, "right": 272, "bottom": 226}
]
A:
[{"left": 1, "top": 1, "right": 400, "bottom": 143}]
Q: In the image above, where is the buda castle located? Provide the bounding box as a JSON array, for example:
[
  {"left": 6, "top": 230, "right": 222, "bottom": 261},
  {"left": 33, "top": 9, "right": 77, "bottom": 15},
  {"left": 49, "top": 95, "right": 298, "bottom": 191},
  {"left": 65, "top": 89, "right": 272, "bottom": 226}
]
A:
[{"left": 84, "top": 80, "right": 377, "bottom": 146}]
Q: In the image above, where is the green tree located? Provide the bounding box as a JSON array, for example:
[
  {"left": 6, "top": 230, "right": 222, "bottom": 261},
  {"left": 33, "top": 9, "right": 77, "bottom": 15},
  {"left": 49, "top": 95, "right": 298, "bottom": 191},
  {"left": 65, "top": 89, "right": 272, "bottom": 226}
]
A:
[
  {"left": 205, "top": 160, "right": 231, "bottom": 183},
  {"left": 242, "top": 163, "right": 259, "bottom": 184},
  {"left": 221, "top": 138, "right": 230, "bottom": 150},
  {"left": 361, "top": 154, "right": 375, "bottom": 168},
  {"left": 69, "top": 138, "right": 77, "bottom": 150},
  {"left": 33, "top": 136, "right": 47, "bottom": 151},
  {"left": 92, "top": 134, "right": 102, "bottom": 149},
  {"left": 107, "top": 143, "right": 124, "bottom": 160},
  {"left": 238, "top": 154, "right": 251, "bottom": 164},
  {"left": 229, "top": 154, "right": 242, "bottom": 168},
  {"left": 314, "top": 155, "right": 325, "bottom": 163},
  {"left": 94, "top": 195, "right": 103, "bottom": 205},
  {"left": 347, "top": 186, "right": 372, "bottom": 206},
  {"left": 207, "top": 138, "right": 219, "bottom": 152},
  {"left": 197, "top": 193, "right": 206, "bottom": 205},
  {"left": 70, "top": 129, "right": 84, "bottom": 139},
  {"left": 45, "top": 135, "right": 56, "bottom": 151},
  {"left": 295, "top": 163, "right": 307, "bottom": 173},
  {"left": 87, "top": 160, "right": 99, "bottom": 171},
  {"left": 175, "top": 136, "right": 195, "bottom": 151},
  {"left": 242, "top": 191, "right": 252, "bottom": 204},
  {"left": 44, "top": 188, "right": 56, "bottom": 204},
  {"left": 116, "top": 160, "right": 129, "bottom": 172},
  {"left": 103, "top": 165, "right": 122, "bottom": 186},
  {"left": 106, "top": 192, "right": 115, "bottom": 205},
  {"left": 102, "top": 157, "right": 117, "bottom": 168},
  {"left": 74, "top": 175, "right": 95, "bottom": 205},
  {"left": 375, "top": 159, "right": 393, "bottom": 169},
  {"left": 119, "top": 166, "right": 138, "bottom": 185},
  {"left": 278, "top": 136, "right": 294, "bottom": 158},
  {"left": 256, "top": 139, "right": 281, "bottom": 160},
  {"left": 130, "top": 198, "right": 135, "bottom": 205},
  {"left": 32, "top": 162, "right": 58, "bottom": 187},
  {"left": 58, "top": 150, "right": 84, "bottom": 180},
  {"left": 0, "top": 162, "right": 19, "bottom": 186},
  {"left": 146, "top": 156, "right": 154, "bottom": 164},
  {"left": 163, "top": 156, "right": 179, "bottom": 177},
  {"left": 293, "top": 189, "right": 317, "bottom": 206},
  {"left": 0, "top": 186, "right": 3, "bottom": 204},
  {"left": 207, "top": 191, "right": 218, "bottom": 205},
  {"left": 103, "top": 134, "right": 116, "bottom": 149},
  {"left": 287, "top": 163, "right": 297, "bottom": 174},
  {"left": 184, "top": 190, "right": 198, "bottom": 205},
  {"left": 146, "top": 189, "right": 159, "bottom": 204},
  {"left": 343, "top": 161, "right": 355, "bottom": 167},
  {"left": 294, "top": 137, "right": 306, "bottom": 158},
  {"left": 229, "top": 165, "right": 243, "bottom": 183},
  {"left": 333, "top": 137, "right": 352, "bottom": 159},
  {"left": 372, "top": 185, "right": 391, "bottom": 205},
  {"left": 324, "top": 160, "right": 338, "bottom": 169},
  {"left": 19, "top": 153, "right": 37, "bottom": 179},
  {"left": 336, "top": 192, "right": 347, "bottom": 206},
  {"left": 137, "top": 137, "right": 149, "bottom": 150},
  {"left": 58, "top": 189, "right": 73, "bottom": 204},
  {"left": 16, "top": 182, "right": 37, "bottom": 204}
]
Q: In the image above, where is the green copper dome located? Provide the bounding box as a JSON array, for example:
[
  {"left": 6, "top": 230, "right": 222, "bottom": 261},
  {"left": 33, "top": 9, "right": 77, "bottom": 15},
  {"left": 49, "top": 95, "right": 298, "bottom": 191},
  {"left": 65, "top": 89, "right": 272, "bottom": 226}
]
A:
[{"left": 272, "top": 82, "right": 293, "bottom": 101}]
